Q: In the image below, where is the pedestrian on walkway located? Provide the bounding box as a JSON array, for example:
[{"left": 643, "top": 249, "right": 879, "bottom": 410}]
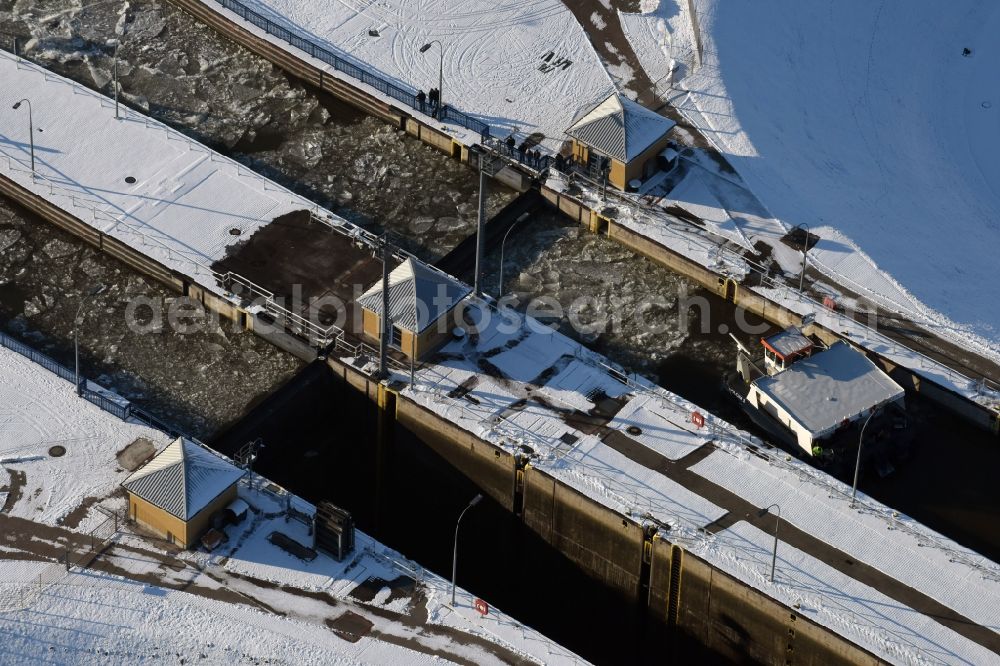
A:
[
  {"left": 505, "top": 134, "right": 516, "bottom": 156},
  {"left": 416, "top": 90, "right": 426, "bottom": 113},
  {"left": 429, "top": 88, "right": 439, "bottom": 117}
]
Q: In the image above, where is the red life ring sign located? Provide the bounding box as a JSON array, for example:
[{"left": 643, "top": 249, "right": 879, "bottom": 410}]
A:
[
  {"left": 474, "top": 598, "right": 489, "bottom": 616},
  {"left": 692, "top": 411, "right": 705, "bottom": 429}
]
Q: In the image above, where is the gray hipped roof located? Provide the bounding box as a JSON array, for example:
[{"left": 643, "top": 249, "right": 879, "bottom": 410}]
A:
[
  {"left": 566, "top": 93, "right": 676, "bottom": 163},
  {"left": 752, "top": 342, "right": 904, "bottom": 437},
  {"left": 357, "top": 258, "right": 471, "bottom": 333},
  {"left": 122, "top": 438, "right": 244, "bottom": 520}
]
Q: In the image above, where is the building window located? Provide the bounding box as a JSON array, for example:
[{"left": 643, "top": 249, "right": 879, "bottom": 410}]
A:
[{"left": 390, "top": 325, "right": 403, "bottom": 350}]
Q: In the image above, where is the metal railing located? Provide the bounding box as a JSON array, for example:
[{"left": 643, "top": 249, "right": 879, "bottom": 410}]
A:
[
  {"left": 0, "top": 330, "right": 129, "bottom": 420},
  {"left": 481, "top": 135, "right": 552, "bottom": 173},
  {"left": 213, "top": 0, "right": 490, "bottom": 139}
]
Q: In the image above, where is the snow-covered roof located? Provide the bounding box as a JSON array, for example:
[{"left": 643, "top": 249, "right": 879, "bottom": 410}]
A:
[
  {"left": 762, "top": 327, "right": 813, "bottom": 360},
  {"left": 566, "top": 93, "right": 676, "bottom": 163},
  {"left": 122, "top": 438, "right": 244, "bottom": 520},
  {"left": 752, "top": 342, "right": 904, "bottom": 436},
  {"left": 357, "top": 258, "right": 471, "bottom": 333}
]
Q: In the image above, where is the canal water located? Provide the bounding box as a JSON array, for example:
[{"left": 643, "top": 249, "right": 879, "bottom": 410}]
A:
[{"left": 472, "top": 209, "right": 770, "bottom": 425}]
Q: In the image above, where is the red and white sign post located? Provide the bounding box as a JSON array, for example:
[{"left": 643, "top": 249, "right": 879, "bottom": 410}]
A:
[
  {"left": 692, "top": 411, "right": 705, "bottom": 429},
  {"left": 474, "top": 598, "right": 489, "bottom": 616}
]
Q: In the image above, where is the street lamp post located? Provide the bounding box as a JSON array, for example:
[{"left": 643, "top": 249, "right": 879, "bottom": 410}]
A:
[
  {"left": 419, "top": 41, "right": 443, "bottom": 117},
  {"left": 451, "top": 493, "right": 483, "bottom": 605},
  {"left": 113, "top": 41, "right": 121, "bottom": 119},
  {"left": 112, "top": 2, "right": 131, "bottom": 120},
  {"left": 74, "top": 284, "right": 107, "bottom": 396},
  {"left": 757, "top": 503, "right": 781, "bottom": 583},
  {"left": 851, "top": 408, "right": 880, "bottom": 508},
  {"left": 11, "top": 98, "right": 34, "bottom": 174},
  {"left": 794, "top": 223, "right": 810, "bottom": 293},
  {"left": 376, "top": 233, "right": 392, "bottom": 380},
  {"left": 498, "top": 213, "right": 528, "bottom": 298}
]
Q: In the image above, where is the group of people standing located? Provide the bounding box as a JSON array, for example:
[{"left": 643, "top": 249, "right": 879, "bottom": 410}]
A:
[
  {"left": 503, "top": 135, "right": 545, "bottom": 169},
  {"left": 415, "top": 88, "right": 441, "bottom": 117}
]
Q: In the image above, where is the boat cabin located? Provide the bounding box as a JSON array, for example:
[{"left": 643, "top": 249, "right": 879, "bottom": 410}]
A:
[{"left": 761, "top": 327, "right": 814, "bottom": 375}]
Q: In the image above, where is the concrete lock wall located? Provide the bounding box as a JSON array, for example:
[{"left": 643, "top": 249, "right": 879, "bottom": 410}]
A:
[
  {"left": 393, "top": 395, "right": 517, "bottom": 509},
  {"left": 521, "top": 463, "right": 644, "bottom": 599},
  {"left": 683, "top": 552, "right": 883, "bottom": 665},
  {"left": 600, "top": 210, "right": 999, "bottom": 433},
  {"left": 174, "top": 0, "right": 998, "bottom": 436},
  {"left": 648, "top": 537, "right": 883, "bottom": 665},
  {"left": 321, "top": 346, "right": 893, "bottom": 664},
  {"left": 403, "top": 118, "right": 460, "bottom": 158},
  {"left": 0, "top": 175, "right": 186, "bottom": 294}
]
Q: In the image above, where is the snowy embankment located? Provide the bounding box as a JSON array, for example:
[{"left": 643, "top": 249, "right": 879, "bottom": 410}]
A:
[
  {"left": 620, "top": 1, "right": 1000, "bottom": 364},
  {"left": 0, "top": 561, "right": 428, "bottom": 664},
  {"left": 214, "top": 0, "right": 615, "bottom": 152}
]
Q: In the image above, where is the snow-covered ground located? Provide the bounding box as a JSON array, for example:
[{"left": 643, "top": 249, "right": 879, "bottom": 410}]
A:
[
  {"left": 690, "top": 449, "right": 1000, "bottom": 653},
  {"left": 0, "top": 342, "right": 170, "bottom": 529},
  {"left": 620, "top": 0, "right": 1000, "bottom": 363},
  {"left": 700, "top": 521, "right": 998, "bottom": 666},
  {"left": 2, "top": 0, "right": 516, "bottom": 263},
  {"left": 181, "top": 0, "right": 1000, "bottom": 376},
  {"left": 0, "top": 561, "right": 442, "bottom": 664},
  {"left": 184, "top": 0, "right": 1000, "bottom": 396},
  {"left": 0, "top": 341, "right": 585, "bottom": 664},
  {"left": 217, "top": 0, "right": 615, "bottom": 153}
]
